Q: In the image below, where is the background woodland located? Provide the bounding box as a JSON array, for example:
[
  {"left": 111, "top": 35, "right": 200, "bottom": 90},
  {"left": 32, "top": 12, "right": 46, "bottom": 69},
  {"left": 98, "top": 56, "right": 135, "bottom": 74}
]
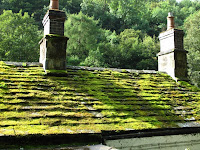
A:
[{"left": 0, "top": 0, "right": 200, "bottom": 86}]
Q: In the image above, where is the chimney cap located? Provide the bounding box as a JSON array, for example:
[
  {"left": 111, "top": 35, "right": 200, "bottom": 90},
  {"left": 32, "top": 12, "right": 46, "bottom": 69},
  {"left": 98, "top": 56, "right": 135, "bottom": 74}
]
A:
[
  {"left": 168, "top": 12, "right": 174, "bottom": 17},
  {"left": 50, "top": 0, "right": 59, "bottom": 10},
  {"left": 167, "top": 12, "right": 175, "bottom": 30}
]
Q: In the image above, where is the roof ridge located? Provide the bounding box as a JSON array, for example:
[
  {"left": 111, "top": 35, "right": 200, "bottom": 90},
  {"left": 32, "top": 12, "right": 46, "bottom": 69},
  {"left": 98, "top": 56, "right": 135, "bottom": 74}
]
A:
[
  {"left": 4, "top": 61, "right": 41, "bottom": 67},
  {"left": 67, "top": 65, "right": 159, "bottom": 74},
  {"left": 3, "top": 61, "right": 159, "bottom": 74}
]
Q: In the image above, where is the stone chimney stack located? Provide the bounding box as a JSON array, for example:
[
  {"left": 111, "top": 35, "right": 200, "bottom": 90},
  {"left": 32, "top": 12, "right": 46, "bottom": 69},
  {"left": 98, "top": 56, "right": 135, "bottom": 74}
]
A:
[
  {"left": 39, "top": 0, "right": 69, "bottom": 70},
  {"left": 157, "top": 12, "right": 188, "bottom": 81}
]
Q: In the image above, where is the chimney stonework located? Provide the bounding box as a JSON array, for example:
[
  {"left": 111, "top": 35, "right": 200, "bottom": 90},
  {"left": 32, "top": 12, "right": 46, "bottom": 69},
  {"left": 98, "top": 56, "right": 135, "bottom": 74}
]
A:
[
  {"left": 158, "top": 13, "right": 188, "bottom": 81},
  {"left": 42, "top": 10, "right": 65, "bottom": 36},
  {"left": 39, "top": 35, "right": 68, "bottom": 70},
  {"left": 39, "top": 0, "right": 68, "bottom": 70}
]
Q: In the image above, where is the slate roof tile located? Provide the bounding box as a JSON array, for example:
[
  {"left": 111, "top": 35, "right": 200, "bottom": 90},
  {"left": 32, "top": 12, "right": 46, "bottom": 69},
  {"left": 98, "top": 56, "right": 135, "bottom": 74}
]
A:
[{"left": 0, "top": 61, "right": 200, "bottom": 135}]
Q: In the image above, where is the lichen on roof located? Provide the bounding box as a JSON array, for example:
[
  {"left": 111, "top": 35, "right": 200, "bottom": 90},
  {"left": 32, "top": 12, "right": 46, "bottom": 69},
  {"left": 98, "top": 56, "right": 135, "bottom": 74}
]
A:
[{"left": 0, "top": 61, "right": 200, "bottom": 136}]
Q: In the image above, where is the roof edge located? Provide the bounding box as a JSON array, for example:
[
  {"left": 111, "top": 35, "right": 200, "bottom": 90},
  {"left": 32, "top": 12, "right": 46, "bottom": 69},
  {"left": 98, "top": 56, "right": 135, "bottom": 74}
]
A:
[
  {"left": 102, "top": 127, "right": 200, "bottom": 141},
  {"left": 0, "top": 133, "right": 102, "bottom": 149}
]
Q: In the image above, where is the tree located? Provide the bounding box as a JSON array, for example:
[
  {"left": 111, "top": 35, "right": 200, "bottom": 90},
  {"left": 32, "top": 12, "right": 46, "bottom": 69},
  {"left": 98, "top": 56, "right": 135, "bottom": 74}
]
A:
[
  {"left": 60, "top": 0, "right": 82, "bottom": 14},
  {"left": 0, "top": 0, "right": 3, "bottom": 14},
  {"left": 81, "top": 0, "right": 120, "bottom": 32},
  {"left": 0, "top": 10, "right": 41, "bottom": 62},
  {"left": 1, "top": 0, "right": 48, "bottom": 28},
  {"left": 116, "top": 29, "right": 159, "bottom": 70},
  {"left": 106, "top": 0, "right": 151, "bottom": 33},
  {"left": 184, "top": 10, "right": 200, "bottom": 87},
  {"left": 97, "top": 30, "right": 121, "bottom": 68},
  {"left": 65, "top": 12, "right": 101, "bottom": 65},
  {"left": 117, "top": 29, "right": 143, "bottom": 68},
  {"left": 137, "top": 35, "right": 159, "bottom": 70}
]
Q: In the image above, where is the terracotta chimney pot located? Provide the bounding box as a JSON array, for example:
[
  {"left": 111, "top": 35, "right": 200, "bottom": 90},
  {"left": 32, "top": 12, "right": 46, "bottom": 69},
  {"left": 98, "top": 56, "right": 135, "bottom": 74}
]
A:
[
  {"left": 167, "top": 12, "right": 175, "bottom": 30},
  {"left": 50, "top": 0, "right": 59, "bottom": 10}
]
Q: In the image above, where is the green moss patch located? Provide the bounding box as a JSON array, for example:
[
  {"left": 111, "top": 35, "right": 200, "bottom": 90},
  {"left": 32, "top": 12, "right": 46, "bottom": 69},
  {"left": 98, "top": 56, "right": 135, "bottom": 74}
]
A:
[{"left": 0, "top": 61, "right": 200, "bottom": 136}]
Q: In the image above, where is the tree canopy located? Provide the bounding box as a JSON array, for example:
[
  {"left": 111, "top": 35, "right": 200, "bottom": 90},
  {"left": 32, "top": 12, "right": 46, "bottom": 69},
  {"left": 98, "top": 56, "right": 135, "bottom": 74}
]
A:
[
  {"left": 184, "top": 10, "right": 200, "bottom": 86},
  {"left": 0, "top": 10, "right": 41, "bottom": 62}
]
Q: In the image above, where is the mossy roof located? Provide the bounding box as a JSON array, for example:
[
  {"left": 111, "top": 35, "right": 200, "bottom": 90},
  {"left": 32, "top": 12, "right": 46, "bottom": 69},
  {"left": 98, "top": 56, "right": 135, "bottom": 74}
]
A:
[{"left": 0, "top": 61, "right": 200, "bottom": 136}]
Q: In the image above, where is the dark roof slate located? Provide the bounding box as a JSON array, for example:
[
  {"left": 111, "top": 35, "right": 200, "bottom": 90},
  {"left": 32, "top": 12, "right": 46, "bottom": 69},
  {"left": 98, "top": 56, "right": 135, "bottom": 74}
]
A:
[{"left": 0, "top": 61, "right": 200, "bottom": 135}]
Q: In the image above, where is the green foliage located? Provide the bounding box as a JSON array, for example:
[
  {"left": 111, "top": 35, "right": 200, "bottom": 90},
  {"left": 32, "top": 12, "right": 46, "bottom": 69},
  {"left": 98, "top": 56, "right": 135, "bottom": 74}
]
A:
[
  {"left": 0, "top": 0, "right": 48, "bottom": 28},
  {"left": 80, "top": 0, "right": 200, "bottom": 36},
  {"left": 81, "top": 0, "right": 121, "bottom": 32},
  {"left": 67, "top": 55, "right": 81, "bottom": 66},
  {"left": 81, "top": 0, "right": 151, "bottom": 33},
  {"left": 65, "top": 14, "right": 159, "bottom": 69},
  {"left": 83, "top": 48, "right": 105, "bottom": 67},
  {"left": 116, "top": 29, "right": 159, "bottom": 69},
  {"left": 97, "top": 30, "right": 121, "bottom": 68},
  {"left": 0, "top": 82, "right": 7, "bottom": 89},
  {"left": 109, "top": 0, "right": 149, "bottom": 31},
  {"left": 184, "top": 10, "right": 200, "bottom": 87},
  {"left": 0, "top": 10, "right": 41, "bottom": 62},
  {"left": 140, "top": 35, "right": 159, "bottom": 70},
  {"left": 60, "top": 0, "right": 82, "bottom": 14},
  {"left": 65, "top": 12, "right": 101, "bottom": 63},
  {"left": 118, "top": 29, "right": 143, "bottom": 68},
  {"left": 178, "top": 81, "right": 200, "bottom": 92}
]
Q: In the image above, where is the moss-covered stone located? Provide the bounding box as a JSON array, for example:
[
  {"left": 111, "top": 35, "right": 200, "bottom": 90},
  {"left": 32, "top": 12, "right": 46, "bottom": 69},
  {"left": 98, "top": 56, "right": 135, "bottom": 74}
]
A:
[{"left": 0, "top": 61, "right": 200, "bottom": 136}]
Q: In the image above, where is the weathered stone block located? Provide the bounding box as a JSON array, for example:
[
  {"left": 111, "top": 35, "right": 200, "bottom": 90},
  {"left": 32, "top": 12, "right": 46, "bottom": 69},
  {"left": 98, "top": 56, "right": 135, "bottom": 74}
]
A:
[
  {"left": 39, "top": 35, "right": 69, "bottom": 70},
  {"left": 158, "top": 50, "right": 187, "bottom": 80},
  {"left": 174, "top": 51, "right": 187, "bottom": 79},
  {"left": 158, "top": 52, "right": 175, "bottom": 78}
]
